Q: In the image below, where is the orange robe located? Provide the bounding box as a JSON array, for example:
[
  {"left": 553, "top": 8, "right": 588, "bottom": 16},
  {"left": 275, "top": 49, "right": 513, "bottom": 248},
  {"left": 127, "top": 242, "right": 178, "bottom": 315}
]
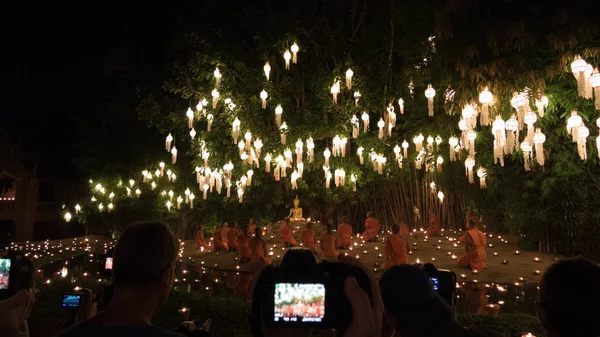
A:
[
  {"left": 280, "top": 224, "right": 298, "bottom": 246},
  {"left": 361, "top": 218, "right": 380, "bottom": 242},
  {"left": 248, "top": 223, "right": 257, "bottom": 235},
  {"left": 301, "top": 229, "right": 318, "bottom": 253},
  {"left": 457, "top": 229, "right": 487, "bottom": 270},
  {"left": 399, "top": 224, "right": 410, "bottom": 237},
  {"left": 321, "top": 233, "right": 338, "bottom": 258},
  {"left": 195, "top": 231, "right": 210, "bottom": 250},
  {"left": 337, "top": 223, "right": 352, "bottom": 248},
  {"left": 227, "top": 228, "right": 240, "bottom": 251},
  {"left": 249, "top": 237, "right": 272, "bottom": 264},
  {"left": 382, "top": 234, "right": 408, "bottom": 270},
  {"left": 221, "top": 226, "right": 229, "bottom": 243},
  {"left": 238, "top": 233, "right": 252, "bottom": 261},
  {"left": 212, "top": 229, "right": 228, "bottom": 251},
  {"left": 427, "top": 214, "right": 442, "bottom": 236}
]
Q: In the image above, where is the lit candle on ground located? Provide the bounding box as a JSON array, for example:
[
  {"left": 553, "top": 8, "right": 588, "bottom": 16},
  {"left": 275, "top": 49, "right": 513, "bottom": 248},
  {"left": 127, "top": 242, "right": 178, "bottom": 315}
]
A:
[
  {"left": 472, "top": 269, "right": 479, "bottom": 274},
  {"left": 521, "top": 333, "right": 535, "bottom": 337},
  {"left": 493, "top": 252, "right": 498, "bottom": 256},
  {"left": 502, "top": 260, "right": 508, "bottom": 264},
  {"left": 514, "top": 250, "right": 520, "bottom": 255},
  {"left": 533, "top": 270, "right": 541, "bottom": 275},
  {"left": 178, "top": 307, "right": 191, "bottom": 321},
  {"left": 451, "top": 255, "right": 457, "bottom": 259},
  {"left": 533, "top": 257, "right": 541, "bottom": 262}
]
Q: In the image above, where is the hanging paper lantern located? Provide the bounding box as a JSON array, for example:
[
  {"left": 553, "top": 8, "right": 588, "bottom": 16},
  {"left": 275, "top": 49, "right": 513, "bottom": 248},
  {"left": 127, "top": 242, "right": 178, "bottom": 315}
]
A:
[
  {"left": 430, "top": 181, "right": 436, "bottom": 193},
  {"left": 283, "top": 49, "right": 291, "bottom": 70},
  {"left": 165, "top": 133, "right": 173, "bottom": 152},
  {"left": 280, "top": 122, "right": 288, "bottom": 144},
  {"left": 291, "top": 170, "right": 299, "bottom": 190},
  {"left": 424, "top": 84, "right": 436, "bottom": 116},
  {"left": 246, "top": 170, "right": 254, "bottom": 186},
  {"left": 290, "top": 43, "right": 299, "bottom": 63},
  {"left": 584, "top": 63, "right": 594, "bottom": 99},
  {"left": 426, "top": 135, "right": 434, "bottom": 152},
  {"left": 413, "top": 134, "right": 424, "bottom": 152},
  {"left": 504, "top": 115, "right": 518, "bottom": 154},
  {"left": 346, "top": 68, "right": 354, "bottom": 89},
  {"left": 325, "top": 170, "right": 332, "bottom": 189},
  {"left": 211, "top": 89, "right": 219, "bottom": 109},
  {"left": 297, "top": 162, "right": 304, "bottom": 177},
  {"left": 244, "top": 131, "right": 252, "bottom": 151},
  {"left": 437, "top": 191, "right": 444, "bottom": 203},
  {"left": 567, "top": 111, "right": 583, "bottom": 142},
  {"left": 435, "top": 135, "right": 442, "bottom": 148},
  {"left": 232, "top": 118, "right": 241, "bottom": 144},
  {"left": 520, "top": 141, "right": 532, "bottom": 171},
  {"left": 462, "top": 104, "right": 477, "bottom": 130},
  {"left": 402, "top": 140, "right": 409, "bottom": 158},
  {"left": 394, "top": 144, "right": 401, "bottom": 160},
  {"left": 354, "top": 91, "right": 361, "bottom": 106},
  {"left": 351, "top": 174, "right": 357, "bottom": 191},
  {"left": 591, "top": 68, "right": 600, "bottom": 110},
  {"left": 264, "top": 62, "right": 271, "bottom": 81},
  {"left": 264, "top": 154, "right": 272, "bottom": 173},
  {"left": 189, "top": 193, "right": 195, "bottom": 208},
  {"left": 492, "top": 116, "right": 506, "bottom": 166},
  {"left": 295, "top": 139, "right": 303, "bottom": 163},
  {"left": 577, "top": 126, "right": 589, "bottom": 160},
  {"left": 466, "top": 131, "right": 477, "bottom": 158},
  {"left": 535, "top": 95, "right": 549, "bottom": 118},
  {"left": 213, "top": 67, "right": 222, "bottom": 89},
  {"left": 571, "top": 55, "right": 588, "bottom": 97},
  {"left": 376, "top": 155, "right": 387, "bottom": 175},
  {"left": 331, "top": 81, "right": 340, "bottom": 104},
  {"left": 186, "top": 107, "right": 194, "bottom": 129},
  {"left": 436, "top": 156, "right": 444, "bottom": 171},
  {"left": 171, "top": 146, "right": 178, "bottom": 164},
  {"left": 306, "top": 137, "right": 315, "bottom": 163},
  {"left": 479, "top": 87, "right": 493, "bottom": 126},
  {"left": 237, "top": 186, "right": 244, "bottom": 203},
  {"left": 361, "top": 111, "right": 370, "bottom": 133},
  {"left": 523, "top": 111, "right": 537, "bottom": 144},
  {"left": 284, "top": 148, "right": 293, "bottom": 168},
  {"left": 176, "top": 196, "right": 183, "bottom": 209},
  {"left": 184, "top": 188, "right": 191, "bottom": 203},
  {"left": 324, "top": 147, "right": 331, "bottom": 167},
  {"left": 387, "top": 105, "right": 396, "bottom": 135},
  {"left": 260, "top": 90, "right": 268, "bottom": 109},
  {"left": 377, "top": 118, "right": 385, "bottom": 139},
  {"left": 351, "top": 114, "right": 360, "bottom": 138},
  {"left": 332, "top": 135, "right": 341, "bottom": 157},
  {"left": 398, "top": 98, "right": 405, "bottom": 114},
  {"left": 196, "top": 99, "right": 204, "bottom": 112},
  {"left": 448, "top": 137, "right": 459, "bottom": 162},
  {"left": 275, "top": 104, "right": 283, "bottom": 127},
  {"left": 465, "top": 157, "right": 475, "bottom": 184},
  {"left": 357, "top": 146, "right": 365, "bottom": 165},
  {"left": 189, "top": 128, "right": 196, "bottom": 140},
  {"left": 477, "top": 167, "right": 487, "bottom": 189},
  {"left": 533, "top": 129, "right": 546, "bottom": 166}
]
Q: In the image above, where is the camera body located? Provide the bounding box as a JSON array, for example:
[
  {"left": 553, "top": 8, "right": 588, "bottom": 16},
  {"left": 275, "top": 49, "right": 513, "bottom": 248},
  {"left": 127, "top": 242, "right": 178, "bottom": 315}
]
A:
[
  {"left": 62, "top": 293, "right": 82, "bottom": 308},
  {"left": 252, "top": 248, "right": 372, "bottom": 333},
  {"left": 0, "top": 251, "right": 35, "bottom": 301},
  {"left": 419, "top": 263, "right": 456, "bottom": 306}
]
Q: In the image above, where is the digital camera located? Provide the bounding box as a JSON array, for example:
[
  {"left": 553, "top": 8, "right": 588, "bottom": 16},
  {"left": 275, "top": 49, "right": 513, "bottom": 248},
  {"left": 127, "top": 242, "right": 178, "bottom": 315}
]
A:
[
  {"left": 251, "top": 248, "right": 372, "bottom": 334},
  {"left": 418, "top": 263, "right": 456, "bottom": 306},
  {"left": 62, "top": 293, "right": 82, "bottom": 308},
  {"left": 0, "top": 251, "right": 34, "bottom": 300}
]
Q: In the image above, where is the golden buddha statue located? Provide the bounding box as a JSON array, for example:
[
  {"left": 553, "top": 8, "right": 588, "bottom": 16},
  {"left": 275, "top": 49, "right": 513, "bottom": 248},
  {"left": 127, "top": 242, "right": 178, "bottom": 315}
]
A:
[{"left": 288, "top": 195, "right": 305, "bottom": 221}]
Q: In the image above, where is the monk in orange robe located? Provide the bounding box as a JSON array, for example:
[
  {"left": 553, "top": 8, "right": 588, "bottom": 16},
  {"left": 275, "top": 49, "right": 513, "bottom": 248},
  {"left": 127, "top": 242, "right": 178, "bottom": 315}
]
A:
[
  {"left": 399, "top": 222, "right": 410, "bottom": 237},
  {"left": 321, "top": 224, "right": 338, "bottom": 258},
  {"left": 248, "top": 218, "right": 257, "bottom": 236},
  {"left": 361, "top": 211, "right": 380, "bottom": 242},
  {"left": 301, "top": 222, "right": 318, "bottom": 253},
  {"left": 227, "top": 221, "right": 240, "bottom": 252},
  {"left": 221, "top": 222, "right": 230, "bottom": 244},
  {"left": 195, "top": 224, "right": 210, "bottom": 250},
  {"left": 280, "top": 218, "right": 298, "bottom": 247},
  {"left": 457, "top": 218, "right": 488, "bottom": 270},
  {"left": 238, "top": 225, "right": 252, "bottom": 263},
  {"left": 382, "top": 224, "right": 409, "bottom": 270},
  {"left": 337, "top": 216, "right": 353, "bottom": 249},
  {"left": 426, "top": 213, "right": 442, "bottom": 236},
  {"left": 249, "top": 227, "right": 272, "bottom": 265},
  {"left": 212, "top": 224, "right": 228, "bottom": 251}
]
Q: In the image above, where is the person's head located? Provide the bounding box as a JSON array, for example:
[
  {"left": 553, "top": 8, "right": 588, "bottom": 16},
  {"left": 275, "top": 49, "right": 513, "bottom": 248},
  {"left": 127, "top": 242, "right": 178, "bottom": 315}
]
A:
[
  {"left": 307, "top": 222, "right": 313, "bottom": 230},
  {"left": 285, "top": 217, "right": 291, "bottom": 224},
  {"left": 112, "top": 221, "right": 179, "bottom": 308},
  {"left": 430, "top": 213, "right": 439, "bottom": 224},
  {"left": 254, "top": 227, "right": 263, "bottom": 238},
  {"left": 467, "top": 218, "right": 477, "bottom": 230},
  {"left": 537, "top": 258, "right": 600, "bottom": 337},
  {"left": 367, "top": 211, "right": 374, "bottom": 218},
  {"left": 391, "top": 224, "right": 400, "bottom": 235},
  {"left": 199, "top": 224, "right": 204, "bottom": 231},
  {"left": 379, "top": 265, "right": 455, "bottom": 337},
  {"left": 341, "top": 215, "right": 349, "bottom": 224},
  {"left": 232, "top": 221, "right": 238, "bottom": 228},
  {"left": 223, "top": 222, "right": 229, "bottom": 228},
  {"left": 242, "top": 224, "right": 249, "bottom": 234},
  {"left": 249, "top": 218, "right": 254, "bottom": 224}
]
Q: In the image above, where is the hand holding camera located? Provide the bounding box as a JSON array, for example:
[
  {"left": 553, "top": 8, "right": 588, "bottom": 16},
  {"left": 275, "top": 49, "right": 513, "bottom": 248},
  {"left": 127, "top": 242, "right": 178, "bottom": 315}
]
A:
[{"left": 0, "top": 251, "right": 35, "bottom": 337}]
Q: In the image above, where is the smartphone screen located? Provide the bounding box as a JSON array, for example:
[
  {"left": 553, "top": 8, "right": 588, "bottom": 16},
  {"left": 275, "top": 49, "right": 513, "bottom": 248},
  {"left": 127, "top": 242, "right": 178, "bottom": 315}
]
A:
[
  {"left": 430, "top": 277, "right": 439, "bottom": 291},
  {"left": 105, "top": 257, "right": 113, "bottom": 270},
  {"left": 62, "top": 294, "right": 81, "bottom": 307},
  {"left": 274, "top": 283, "right": 325, "bottom": 323},
  {"left": 0, "top": 258, "right": 10, "bottom": 290}
]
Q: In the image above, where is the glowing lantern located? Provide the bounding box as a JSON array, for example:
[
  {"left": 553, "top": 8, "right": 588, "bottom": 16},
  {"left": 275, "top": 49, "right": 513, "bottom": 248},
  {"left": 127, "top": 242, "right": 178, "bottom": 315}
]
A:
[
  {"left": 213, "top": 67, "right": 222, "bottom": 88},
  {"left": 108, "top": 203, "right": 113, "bottom": 212},
  {"left": 171, "top": 146, "right": 178, "bottom": 164},
  {"left": 283, "top": 49, "right": 291, "bottom": 70},
  {"left": 264, "top": 153, "right": 272, "bottom": 173},
  {"left": 254, "top": 139, "right": 263, "bottom": 159},
  {"left": 290, "top": 43, "right": 299, "bottom": 63},
  {"left": 189, "top": 128, "right": 196, "bottom": 140},
  {"left": 577, "top": 126, "right": 589, "bottom": 160},
  {"left": 465, "top": 157, "right": 475, "bottom": 184},
  {"left": 351, "top": 114, "right": 360, "bottom": 138},
  {"left": 426, "top": 135, "right": 434, "bottom": 152},
  {"left": 306, "top": 137, "right": 315, "bottom": 163},
  {"left": 492, "top": 116, "right": 506, "bottom": 166},
  {"left": 324, "top": 148, "right": 331, "bottom": 167},
  {"left": 165, "top": 133, "right": 173, "bottom": 152},
  {"left": 466, "top": 131, "right": 476, "bottom": 157},
  {"left": 64, "top": 212, "right": 72, "bottom": 222},
  {"left": 159, "top": 162, "right": 165, "bottom": 176},
  {"left": 263, "top": 61, "right": 271, "bottom": 81},
  {"left": 505, "top": 115, "right": 518, "bottom": 154},
  {"left": 535, "top": 95, "right": 548, "bottom": 118},
  {"left": 345, "top": 68, "right": 354, "bottom": 89},
  {"left": 377, "top": 118, "right": 385, "bottom": 139},
  {"left": 448, "top": 137, "right": 458, "bottom": 162},
  {"left": 478, "top": 87, "right": 493, "bottom": 126},
  {"left": 325, "top": 170, "right": 332, "bottom": 189},
  {"left": 280, "top": 122, "right": 288, "bottom": 144},
  {"left": 351, "top": 174, "right": 357, "bottom": 191},
  {"left": 430, "top": 182, "right": 436, "bottom": 193},
  {"left": 533, "top": 129, "right": 546, "bottom": 167},
  {"left": 206, "top": 113, "right": 213, "bottom": 131},
  {"left": 376, "top": 155, "right": 387, "bottom": 175},
  {"left": 361, "top": 111, "right": 370, "bottom": 133},
  {"left": 166, "top": 200, "right": 172, "bottom": 211},
  {"left": 331, "top": 81, "right": 340, "bottom": 104},
  {"left": 186, "top": 107, "right": 194, "bottom": 129},
  {"left": 260, "top": 89, "right": 268, "bottom": 109},
  {"left": 291, "top": 170, "right": 299, "bottom": 190},
  {"left": 394, "top": 144, "right": 401, "bottom": 160},
  {"left": 398, "top": 98, "right": 404, "bottom": 114},
  {"left": 354, "top": 91, "right": 361, "bottom": 106},
  {"left": 436, "top": 156, "right": 444, "bottom": 171},
  {"left": 232, "top": 118, "right": 241, "bottom": 144},
  {"left": 567, "top": 111, "right": 583, "bottom": 142},
  {"left": 424, "top": 84, "right": 436, "bottom": 116},
  {"left": 357, "top": 146, "right": 364, "bottom": 165},
  {"left": 74, "top": 204, "right": 81, "bottom": 214},
  {"left": 477, "top": 167, "right": 487, "bottom": 189},
  {"left": 211, "top": 89, "right": 219, "bottom": 109},
  {"left": 295, "top": 139, "right": 303, "bottom": 163},
  {"left": 571, "top": 56, "right": 588, "bottom": 97},
  {"left": 275, "top": 104, "right": 283, "bottom": 127},
  {"left": 437, "top": 191, "right": 444, "bottom": 203},
  {"left": 591, "top": 68, "right": 600, "bottom": 110},
  {"left": 520, "top": 141, "right": 532, "bottom": 171},
  {"left": 524, "top": 111, "right": 537, "bottom": 144},
  {"left": 246, "top": 170, "right": 254, "bottom": 186}
]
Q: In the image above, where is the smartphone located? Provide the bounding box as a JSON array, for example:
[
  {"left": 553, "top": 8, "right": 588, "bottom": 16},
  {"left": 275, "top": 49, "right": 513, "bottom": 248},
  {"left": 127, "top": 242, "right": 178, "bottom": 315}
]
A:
[
  {"left": 105, "top": 257, "right": 113, "bottom": 270},
  {"left": 62, "top": 294, "right": 82, "bottom": 308},
  {"left": 429, "top": 277, "right": 439, "bottom": 291},
  {"left": 0, "top": 258, "right": 10, "bottom": 290},
  {"left": 273, "top": 283, "right": 326, "bottom": 323}
]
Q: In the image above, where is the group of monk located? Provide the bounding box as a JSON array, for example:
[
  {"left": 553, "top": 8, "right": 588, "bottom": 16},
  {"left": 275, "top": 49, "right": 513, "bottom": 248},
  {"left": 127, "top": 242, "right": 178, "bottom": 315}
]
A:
[{"left": 280, "top": 218, "right": 341, "bottom": 259}]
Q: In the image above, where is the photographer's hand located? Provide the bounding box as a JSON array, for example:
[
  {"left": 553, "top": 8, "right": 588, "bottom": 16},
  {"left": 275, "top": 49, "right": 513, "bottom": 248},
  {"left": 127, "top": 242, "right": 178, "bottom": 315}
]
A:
[{"left": 0, "top": 289, "right": 35, "bottom": 337}]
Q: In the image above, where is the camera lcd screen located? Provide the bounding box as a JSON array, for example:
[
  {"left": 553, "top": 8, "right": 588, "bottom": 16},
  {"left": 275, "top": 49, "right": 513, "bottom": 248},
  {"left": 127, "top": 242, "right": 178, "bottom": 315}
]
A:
[
  {"left": 0, "top": 258, "right": 10, "bottom": 290},
  {"left": 105, "top": 257, "right": 113, "bottom": 270},
  {"left": 430, "top": 277, "right": 439, "bottom": 291},
  {"left": 274, "top": 283, "right": 325, "bottom": 323},
  {"left": 62, "top": 294, "right": 81, "bottom": 307}
]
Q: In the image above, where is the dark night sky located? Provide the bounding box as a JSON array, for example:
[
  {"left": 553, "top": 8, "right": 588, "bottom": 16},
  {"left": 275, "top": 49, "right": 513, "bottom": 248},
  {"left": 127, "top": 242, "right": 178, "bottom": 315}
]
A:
[{"left": 0, "top": 1, "right": 175, "bottom": 177}]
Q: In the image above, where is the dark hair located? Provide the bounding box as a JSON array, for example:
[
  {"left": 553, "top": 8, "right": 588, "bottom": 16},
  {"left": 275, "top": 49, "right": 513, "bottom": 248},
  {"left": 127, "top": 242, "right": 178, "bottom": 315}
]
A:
[
  {"left": 254, "top": 227, "right": 262, "bottom": 239},
  {"left": 112, "top": 221, "right": 179, "bottom": 287},
  {"left": 468, "top": 218, "right": 477, "bottom": 228},
  {"left": 367, "top": 211, "right": 374, "bottom": 218},
  {"left": 232, "top": 221, "right": 238, "bottom": 228},
  {"left": 242, "top": 224, "right": 249, "bottom": 234},
  {"left": 341, "top": 215, "right": 349, "bottom": 223},
  {"left": 539, "top": 258, "right": 600, "bottom": 337},
  {"left": 391, "top": 224, "right": 400, "bottom": 234}
]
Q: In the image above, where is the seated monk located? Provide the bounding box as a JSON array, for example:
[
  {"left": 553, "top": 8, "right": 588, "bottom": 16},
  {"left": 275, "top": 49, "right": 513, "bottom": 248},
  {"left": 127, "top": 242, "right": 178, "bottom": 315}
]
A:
[
  {"left": 221, "top": 222, "right": 230, "bottom": 244},
  {"left": 248, "top": 218, "right": 257, "bottom": 236},
  {"left": 238, "top": 225, "right": 252, "bottom": 263},
  {"left": 382, "top": 224, "right": 409, "bottom": 270},
  {"left": 337, "top": 216, "right": 352, "bottom": 249},
  {"left": 249, "top": 227, "right": 272, "bottom": 265},
  {"left": 399, "top": 223, "right": 410, "bottom": 237},
  {"left": 280, "top": 217, "right": 298, "bottom": 247},
  {"left": 301, "top": 222, "right": 318, "bottom": 253},
  {"left": 227, "top": 221, "right": 240, "bottom": 252},
  {"left": 212, "top": 224, "right": 228, "bottom": 251},
  {"left": 457, "top": 218, "right": 488, "bottom": 270},
  {"left": 195, "top": 224, "right": 210, "bottom": 251},
  {"left": 361, "top": 211, "right": 380, "bottom": 242},
  {"left": 426, "top": 213, "right": 442, "bottom": 236},
  {"left": 321, "top": 224, "right": 338, "bottom": 258}
]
